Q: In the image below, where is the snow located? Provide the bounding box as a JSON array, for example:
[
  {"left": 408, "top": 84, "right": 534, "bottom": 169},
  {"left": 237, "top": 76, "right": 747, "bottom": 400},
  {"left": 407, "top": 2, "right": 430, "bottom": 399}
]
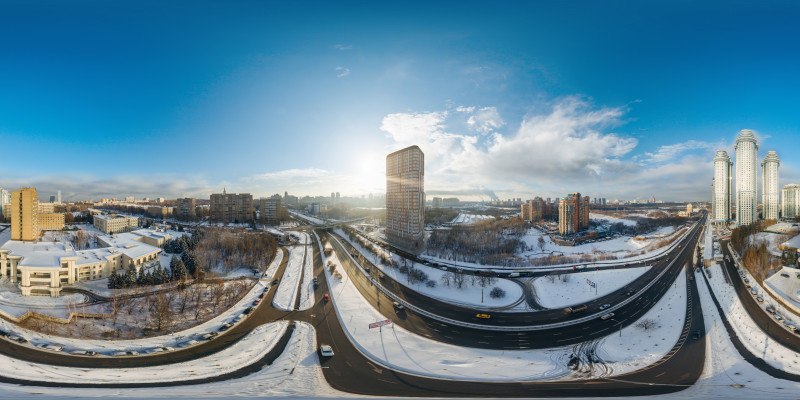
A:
[
  {"left": 334, "top": 229, "right": 523, "bottom": 310},
  {"left": 749, "top": 231, "right": 787, "bottom": 257},
  {"left": 590, "top": 213, "right": 637, "bottom": 226},
  {"left": 290, "top": 211, "right": 324, "bottom": 225},
  {"left": 704, "top": 263, "right": 800, "bottom": 374},
  {"left": 531, "top": 265, "right": 651, "bottom": 309},
  {"left": 449, "top": 213, "right": 494, "bottom": 225},
  {"left": 0, "top": 285, "right": 89, "bottom": 319},
  {"left": 263, "top": 246, "right": 284, "bottom": 280},
  {"left": 0, "top": 279, "right": 269, "bottom": 354},
  {"left": 272, "top": 233, "right": 309, "bottom": 311},
  {"left": 321, "top": 232, "right": 688, "bottom": 381},
  {"left": 764, "top": 266, "right": 800, "bottom": 312},
  {"left": 0, "top": 321, "right": 288, "bottom": 384},
  {"left": 297, "top": 239, "right": 315, "bottom": 310},
  {"left": 518, "top": 225, "right": 680, "bottom": 260}
]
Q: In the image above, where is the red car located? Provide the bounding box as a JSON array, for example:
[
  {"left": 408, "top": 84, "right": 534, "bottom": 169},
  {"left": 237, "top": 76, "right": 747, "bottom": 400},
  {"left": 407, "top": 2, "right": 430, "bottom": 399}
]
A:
[
  {"left": 323, "top": 294, "right": 330, "bottom": 302},
  {"left": 252, "top": 299, "right": 261, "bottom": 306}
]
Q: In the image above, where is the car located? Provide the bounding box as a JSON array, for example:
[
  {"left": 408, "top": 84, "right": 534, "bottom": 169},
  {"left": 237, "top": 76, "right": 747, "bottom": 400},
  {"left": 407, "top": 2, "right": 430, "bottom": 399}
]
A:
[
  {"left": 243, "top": 306, "right": 255, "bottom": 314},
  {"left": 253, "top": 299, "right": 261, "bottom": 306},
  {"left": 625, "top": 289, "right": 637, "bottom": 296},
  {"left": 235, "top": 313, "right": 246, "bottom": 321},
  {"left": 774, "top": 314, "right": 785, "bottom": 322},
  {"left": 599, "top": 304, "right": 611, "bottom": 311},
  {"left": 689, "top": 275, "right": 694, "bottom": 281},
  {"left": 475, "top": 313, "right": 491, "bottom": 319},
  {"left": 379, "top": 273, "right": 385, "bottom": 280},
  {"left": 258, "top": 292, "right": 266, "bottom": 299},
  {"left": 507, "top": 272, "right": 520, "bottom": 278},
  {"left": 691, "top": 330, "right": 702, "bottom": 340},
  {"left": 146, "top": 346, "right": 173, "bottom": 354},
  {"left": 744, "top": 277, "right": 750, "bottom": 283},
  {"left": 766, "top": 305, "right": 777, "bottom": 314},
  {"left": 750, "top": 288, "right": 758, "bottom": 295},
  {"left": 323, "top": 294, "right": 330, "bottom": 302},
  {"left": 219, "top": 322, "right": 234, "bottom": 332},
  {"left": 319, "top": 345, "right": 335, "bottom": 357},
  {"left": 176, "top": 340, "right": 199, "bottom": 348},
  {"left": 200, "top": 332, "right": 218, "bottom": 341},
  {"left": 312, "top": 277, "right": 319, "bottom": 284},
  {"left": 756, "top": 296, "right": 764, "bottom": 302},
  {"left": 112, "top": 351, "right": 139, "bottom": 356},
  {"left": 8, "top": 335, "right": 27, "bottom": 344},
  {"left": 0, "top": 330, "right": 8, "bottom": 337},
  {"left": 565, "top": 304, "right": 588, "bottom": 314},
  {"left": 364, "top": 267, "right": 370, "bottom": 273},
  {"left": 36, "top": 343, "right": 63, "bottom": 352},
  {"left": 272, "top": 279, "right": 280, "bottom": 285},
  {"left": 70, "top": 350, "right": 98, "bottom": 356},
  {"left": 392, "top": 301, "right": 405, "bottom": 310},
  {"left": 600, "top": 313, "right": 615, "bottom": 320}
]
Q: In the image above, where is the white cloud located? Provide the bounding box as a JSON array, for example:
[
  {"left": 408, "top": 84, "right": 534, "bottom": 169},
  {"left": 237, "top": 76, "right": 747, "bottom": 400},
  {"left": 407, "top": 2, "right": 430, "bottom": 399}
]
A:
[
  {"left": 641, "top": 140, "right": 719, "bottom": 164},
  {"left": 335, "top": 66, "right": 350, "bottom": 78},
  {"left": 466, "top": 106, "right": 505, "bottom": 135},
  {"left": 255, "top": 168, "right": 332, "bottom": 180},
  {"left": 334, "top": 44, "right": 353, "bottom": 51}
]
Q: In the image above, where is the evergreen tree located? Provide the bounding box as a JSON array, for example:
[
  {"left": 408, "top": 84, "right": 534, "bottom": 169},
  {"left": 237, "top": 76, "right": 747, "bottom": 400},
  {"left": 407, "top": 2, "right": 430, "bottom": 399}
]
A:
[
  {"left": 171, "top": 256, "right": 187, "bottom": 281},
  {"left": 125, "top": 263, "right": 137, "bottom": 287},
  {"left": 181, "top": 250, "right": 198, "bottom": 275}
]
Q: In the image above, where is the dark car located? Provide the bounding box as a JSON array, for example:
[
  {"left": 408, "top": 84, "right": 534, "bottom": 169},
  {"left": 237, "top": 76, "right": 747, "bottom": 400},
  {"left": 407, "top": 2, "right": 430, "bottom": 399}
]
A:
[
  {"left": 243, "top": 306, "right": 255, "bottom": 315},
  {"left": 691, "top": 330, "right": 701, "bottom": 340}
]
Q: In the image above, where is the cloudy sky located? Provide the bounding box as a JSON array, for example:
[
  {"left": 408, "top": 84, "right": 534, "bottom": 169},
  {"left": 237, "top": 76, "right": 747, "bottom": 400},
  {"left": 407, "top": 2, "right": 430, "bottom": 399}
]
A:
[{"left": 2, "top": 1, "right": 800, "bottom": 202}]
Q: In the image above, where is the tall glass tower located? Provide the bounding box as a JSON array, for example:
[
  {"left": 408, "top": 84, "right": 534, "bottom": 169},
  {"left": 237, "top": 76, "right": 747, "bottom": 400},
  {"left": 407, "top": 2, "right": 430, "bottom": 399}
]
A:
[{"left": 761, "top": 150, "right": 780, "bottom": 221}]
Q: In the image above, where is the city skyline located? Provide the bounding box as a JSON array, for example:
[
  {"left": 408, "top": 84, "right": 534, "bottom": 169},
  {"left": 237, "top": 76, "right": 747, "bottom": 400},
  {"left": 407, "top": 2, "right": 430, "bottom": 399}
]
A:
[{"left": 2, "top": 1, "right": 800, "bottom": 202}]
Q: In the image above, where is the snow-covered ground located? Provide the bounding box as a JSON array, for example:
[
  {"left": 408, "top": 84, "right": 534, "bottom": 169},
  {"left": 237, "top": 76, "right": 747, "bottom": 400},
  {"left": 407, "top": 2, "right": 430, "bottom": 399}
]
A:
[
  {"left": 334, "top": 230, "right": 523, "bottom": 310},
  {"left": 519, "top": 226, "right": 680, "bottom": 261},
  {"left": 704, "top": 262, "right": 800, "bottom": 374},
  {"left": 272, "top": 233, "right": 309, "bottom": 311},
  {"left": 749, "top": 231, "right": 789, "bottom": 257},
  {"left": 449, "top": 213, "right": 493, "bottom": 225},
  {"left": 0, "top": 282, "right": 91, "bottom": 319},
  {"left": 297, "top": 238, "right": 315, "bottom": 310},
  {"left": 531, "top": 266, "right": 651, "bottom": 309},
  {"left": 764, "top": 266, "right": 800, "bottom": 313},
  {"left": 321, "top": 233, "right": 687, "bottom": 381},
  {"left": 0, "top": 279, "right": 267, "bottom": 354},
  {"left": 263, "top": 247, "right": 284, "bottom": 280},
  {"left": 590, "top": 213, "right": 638, "bottom": 226},
  {"left": 0, "top": 321, "right": 287, "bottom": 384}
]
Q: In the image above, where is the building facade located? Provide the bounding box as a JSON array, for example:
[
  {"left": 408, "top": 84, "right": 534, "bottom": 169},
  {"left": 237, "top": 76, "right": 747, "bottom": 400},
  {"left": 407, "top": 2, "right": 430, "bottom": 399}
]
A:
[
  {"left": 761, "top": 150, "right": 780, "bottom": 221},
  {"left": 386, "top": 145, "right": 425, "bottom": 252},
  {"left": 177, "top": 197, "right": 197, "bottom": 220},
  {"left": 93, "top": 214, "right": 139, "bottom": 234},
  {"left": 558, "top": 192, "right": 590, "bottom": 236},
  {"left": 735, "top": 129, "right": 758, "bottom": 226},
  {"left": 260, "top": 198, "right": 281, "bottom": 225},
  {"left": 210, "top": 190, "right": 253, "bottom": 222},
  {"left": 146, "top": 206, "right": 173, "bottom": 219},
  {"left": 11, "top": 188, "right": 39, "bottom": 241},
  {"left": 712, "top": 150, "right": 733, "bottom": 223},
  {"left": 38, "top": 213, "right": 65, "bottom": 231},
  {"left": 0, "top": 188, "right": 9, "bottom": 219},
  {"left": 783, "top": 184, "right": 800, "bottom": 220}
]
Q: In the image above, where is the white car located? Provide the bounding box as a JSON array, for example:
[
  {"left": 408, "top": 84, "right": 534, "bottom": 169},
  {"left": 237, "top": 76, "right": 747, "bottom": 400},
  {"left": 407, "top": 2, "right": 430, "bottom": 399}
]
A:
[
  {"left": 600, "top": 313, "right": 615, "bottom": 320},
  {"left": 36, "top": 343, "right": 63, "bottom": 352},
  {"left": 319, "top": 345, "right": 334, "bottom": 357},
  {"left": 112, "top": 351, "right": 139, "bottom": 357},
  {"left": 599, "top": 304, "right": 611, "bottom": 311}
]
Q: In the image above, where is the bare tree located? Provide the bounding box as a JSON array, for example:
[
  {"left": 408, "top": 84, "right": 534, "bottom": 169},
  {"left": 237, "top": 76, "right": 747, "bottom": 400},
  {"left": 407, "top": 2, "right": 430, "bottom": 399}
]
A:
[
  {"left": 149, "top": 292, "right": 174, "bottom": 332},
  {"left": 453, "top": 272, "right": 467, "bottom": 289},
  {"left": 635, "top": 318, "right": 657, "bottom": 331},
  {"left": 538, "top": 236, "right": 546, "bottom": 252}
]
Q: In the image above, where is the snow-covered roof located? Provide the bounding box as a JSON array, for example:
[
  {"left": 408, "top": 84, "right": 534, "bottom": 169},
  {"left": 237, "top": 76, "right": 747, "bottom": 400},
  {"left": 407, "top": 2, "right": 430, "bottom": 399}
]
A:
[
  {"left": 782, "top": 235, "right": 800, "bottom": 250},
  {"left": 0, "top": 241, "right": 77, "bottom": 268}
]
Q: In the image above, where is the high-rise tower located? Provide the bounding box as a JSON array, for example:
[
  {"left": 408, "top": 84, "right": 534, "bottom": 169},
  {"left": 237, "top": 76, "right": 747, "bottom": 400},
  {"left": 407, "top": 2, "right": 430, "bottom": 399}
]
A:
[
  {"left": 386, "top": 145, "right": 424, "bottom": 252},
  {"left": 735, "top": 129, "right": 758, "bottom": 226},
  {"left": 712, "top": 150, "right": 733, "bottom": 224},
  {"left": 761, "top": 150, "right": 780, "bottom": 221},
  {"left": 10, "top": 188, "right": 39, "bottom": 241}
]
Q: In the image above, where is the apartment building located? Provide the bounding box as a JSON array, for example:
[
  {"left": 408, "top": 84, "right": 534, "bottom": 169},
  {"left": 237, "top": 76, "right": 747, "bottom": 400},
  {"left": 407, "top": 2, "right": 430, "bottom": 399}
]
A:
[
  {"left": 146, "top": 206, "right": 172, "bottom": 219},
  {"left": 735, "top": 130, "right": 758, "bottom": 226},
  {"left": 259, "top": 198, "right": 281, "bottom": 226},
  {"left": 93, "top": 214, "right": 139, "bottom": 234},
  {"left": 712, "top": 150, "right": 733, "bottom": 223},
  {"left": 783, "top": 184, "right": 800, "bottom": 219},
  {"left": 38, "top": 213, "right": 65, "bottom": 231},
  {"left": 386, "top": 145, "right": 425, "bottom": 252},
  {"left": 762, "top": 150, "right": 780, "bottom": 221},
  {"left": 11, "top": 188, "right": 39, "bottom": 241},
  {"left": 210, "top": 190, "right": 253, "bottom": 222},
  {"left": 558, "top": 192, "right": 590, "bottom": 236},
  {"left": 177, "top": 197, "right": 197, "bottom": 219}
]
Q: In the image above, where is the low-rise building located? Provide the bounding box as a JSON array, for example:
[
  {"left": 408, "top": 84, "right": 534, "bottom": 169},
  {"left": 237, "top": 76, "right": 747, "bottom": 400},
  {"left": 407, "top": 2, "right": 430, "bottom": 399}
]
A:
[
  {"left": 146, "top": 206, "right": 173, "bottom": 219},
  {"left": 38, "top": 213, "right": 65, "bottom": 231},
  {"left": 93, "top": 214, "right": 139, "bottom": 234}
]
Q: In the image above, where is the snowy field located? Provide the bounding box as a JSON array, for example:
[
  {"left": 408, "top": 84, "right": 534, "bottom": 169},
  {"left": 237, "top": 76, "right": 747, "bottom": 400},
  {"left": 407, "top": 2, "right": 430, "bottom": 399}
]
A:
[
  {"left": 297, "top": 238, "right": 315, "bottom": 310},
  {"left": 321, "top": 234, "right": 687, "bottom": 381},
  {"left": 531, "top": 266, "right": 651, "bottom": 309},
  {"left": 0, "top": 279, "right": 267, "bottom": 354},
  {"left": 519, "top": 225, "right": 679, "bottom": 260},
  {"left": 705, "top": 263, "right": 800, "bottom": 374},
  {"left": 449, "top": 213, "right": 494, "bottom": 225},
  {"left": 590, "top": 213, "right": 638, "bottom": 226},
  {"left": 0, "top": 283, "right": 92, "bottom": 319},
  {"left": 765, "top": 266, "right": 800, "bottom": 312},
  {"left": 0, "top": 321, "right": 287, "bottom": 384},
  {"left": 272, "top": 233, "right": 309, "bottom": 311},
  {"left": 334, "top": 230, "right": 523, "bottom": 310}
]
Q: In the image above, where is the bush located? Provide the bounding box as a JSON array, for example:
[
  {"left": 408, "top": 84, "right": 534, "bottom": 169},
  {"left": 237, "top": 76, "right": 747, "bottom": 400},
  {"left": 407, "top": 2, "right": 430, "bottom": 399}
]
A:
[
  {"left": 425, "top": 280, "right": 437, "bottom": 288},
  {"left": 489, "top": 287, "right": 506, "bottom": 299}
]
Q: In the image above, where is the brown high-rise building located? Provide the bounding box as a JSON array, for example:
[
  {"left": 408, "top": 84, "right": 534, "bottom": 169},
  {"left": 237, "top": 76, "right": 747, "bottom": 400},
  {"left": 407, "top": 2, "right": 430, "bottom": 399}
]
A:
[
  {"left": 558, "top": 192, "right": 590, "bottom": 236},
  {"left": 386, "top": 145, "right": 424, "bottom": 252},
  {"left": 11, "top": 188, "right": 39, "bottom": 241},
  {"left": 210, "top": 190, "right": 253, "bottom": 223},
  {"left": 177, "top": 198, "right": 197, "bottom": 220}
]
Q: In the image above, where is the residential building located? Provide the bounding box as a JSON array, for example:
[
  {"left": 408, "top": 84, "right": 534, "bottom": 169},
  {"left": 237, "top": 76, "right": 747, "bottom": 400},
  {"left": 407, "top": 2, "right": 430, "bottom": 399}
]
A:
[
  {"left": 260, "top": 198, "right": 281, "bottom": 225},
  {"left": 56, "top": 190, "right": 61, "bottom": 204},
  {"left": 124, "top": 196, "right": 135, "bottom": 203},
  {"left": 712, "top": 150, "right": 733, "bottom": 224},
  {"left": 432, "top": 197, "right": 443, "bottom": 208},
  {"left": 762, "top": 150, "right": 780, "bottom": 221},
  {"left": 93, "top": 214, "right": 139, "bottom": 234},
  {"left": 0, "top": 229, "right": 167, "bottom": 297},
  {"left": 441, "top": 197, "right": 459, "bottom": 207},
  {"left": 38, "top": 202, "right": 55, "bottom": 213},
  {"left": 782, "top": 184, "right": 800, "bottom": 219},
  {"left": 0, "top": 188, "right": 9, "bottom": 218},
  {"left": 177, "top": 197, "right": 197, "bottom": 219},
  {"left": 520, "top": 204, "right": 531, "bottom": 221},
  {"left": 146, "top": 206, "right": 172, "bottom": 219},
  {"left": 687, "top": 203, "right": 693, "bottom": 215},
  {"left": 11, "top": 188, "right": 39, "bottom": 242},
  {"left": 386, "top": 145, "right": 425, "bottom": 252},
  {"left": 38, "top": 213, "right": 65, "bottom": 231},
  {"left": 736, "top": 129, "right": 758, "bottom": 226},
  {"left": 210, "top": 190, "right": 254, "bottom": 222},
  {"left": 558, "top": 192, "right": 590, "bottom": 236}
]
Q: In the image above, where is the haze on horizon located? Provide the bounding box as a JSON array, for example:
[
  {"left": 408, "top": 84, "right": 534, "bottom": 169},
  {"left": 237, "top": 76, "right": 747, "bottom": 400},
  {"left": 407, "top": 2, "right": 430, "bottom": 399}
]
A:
[{"left": 1, "top": 1, "right": 799, "bottom": 202}]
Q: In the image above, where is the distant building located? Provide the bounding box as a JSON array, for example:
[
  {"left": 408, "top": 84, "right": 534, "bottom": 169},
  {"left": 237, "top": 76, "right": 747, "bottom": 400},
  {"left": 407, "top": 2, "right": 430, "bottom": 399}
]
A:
[
  {"left": 309, "top": 202, "right": 322, "bottom": 215},
  {"left": 762, "top": 150, "right": 780, "bottom": 221},
  {"left": 210, "top": 189, "right": 254, "bottom": 223},
  {"left": 441, "top": 197, "right": 459, "bottom": 207},
  {"left": 56, "top": 190, "right": 61, "bottom": 204},
  {"left": 124, "top": 196, "right": 135, "bottom": 203},
  {"left": 432, "top": 197, "right": 443, "bottom": 208},
  {"left": 38, "top": 213, "right": 65, "bottom": 231},
  {"left": 386, "top": 145, "right": 425, "bottom": 252},
  {"left": 782, "top": 184, "right": 800, "bottom": 220},
  {"left": 177, "top": 198, "right": 197, "bottom": 219},
  {"left": 520, "top": 204, "right": 531, "bottom": 221},
  {"left": 260, "top": 198, "right": 281, "bottom": 225},
  {"left": 687, "top": 203, "right": 693, "bottom": 215},
  {"left": 49, "top": 195, "right": 56, "bottom": 203},
  {"left": 11, "top": 188, "right": 39, "bottom": 241},
  {"left": 93, "top": 214, "right": 139, "bottom": 234},
  {"left": 157, "top": 197, "right": 165, "bottom": 203},
  {"left": 736, "top": 129, "right": 758, "bottom": 226},
  {"left": 558, "top": 193, "right": 589, "bottom": 236},
  {"left": 0, "top": 188, "right": 9, "bottom": 218},
  {"left": 146, "top": 206, "right": 172, "bottom": 219},
  {"left": 712, "top": 150, "right": 733, "bottom": 224}
]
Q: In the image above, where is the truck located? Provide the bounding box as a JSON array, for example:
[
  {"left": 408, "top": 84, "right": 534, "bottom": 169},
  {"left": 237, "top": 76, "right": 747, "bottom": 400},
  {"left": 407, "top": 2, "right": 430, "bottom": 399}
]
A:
[{"left": 564, "top": 304, "right": 588, "bottom": 314}]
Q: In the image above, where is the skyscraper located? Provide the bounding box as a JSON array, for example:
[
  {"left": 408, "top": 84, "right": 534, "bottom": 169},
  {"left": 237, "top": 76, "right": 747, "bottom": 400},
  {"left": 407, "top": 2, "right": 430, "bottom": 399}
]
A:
[
  {"left": 56, "top": 190, "right": 61, "bottom": 204},
  {"left": 386, "top": 145, "right": 424, "bottom": 252},
  {"left": 735, "top": 129, "right": 758, "bottom": 226},
  {"left": 558, "top": 193, "right": 589, "bottom": 236},
  {"left": 782, "top": 184, "right": 800, "bottom": 220},
  {"left": 712, "top": 150, "right": 733, "bottom": 223},
  {"left": 11, "top": 188, "right": 39, "bottom": 241},
  {"left": 761, "top": 150, "right": 780, "bottom": 221}
]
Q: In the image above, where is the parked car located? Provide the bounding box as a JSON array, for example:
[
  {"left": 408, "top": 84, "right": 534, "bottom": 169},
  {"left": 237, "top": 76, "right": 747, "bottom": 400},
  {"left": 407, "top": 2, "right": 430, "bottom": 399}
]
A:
[
  {"left": 599, "top": 304, "right": 611, "bottom": 311},
  {"left": 475, "top": 313, "right": 492, "bottom": 319},
  {"left": 600, "top": 313, "right": 615, "bottom": 320},
  {"left": 70, "top": 350, "right": 98, "bottom": 356},
  {"left": 319, "top": 345, "right": 335, "bottom": 357},
  {"left": 146, "top": 346, "right": 174, "bottom": 354},
  {"left": 243, "top": 306, "right": 255, "bottom": 315},
  {"left": 272, "top": 279, "right": 280, "bottom": 285},
  {"left": 200, "top": 332, "right": 218, "bottom": 341},
  {"left": 253, "top": 299, "right": 261, "bottom": 306},
  {"left": 756, "top": 296, "right": 764, "bottom": 303},
  {"left": 219, "top": 322, "right": 234, "bottom": 332},
  {"left": 36, "top": 343, "right": 63, "bottom": 352},
  {"left": 0, "top": 330, "right": 8, "bottom": 337},
  {"left": 176, "top": 340, "right": 199, "bottom": 348},
  {"left": 392, "top": 301, "right": 404, "bottom": 310},
  {"left": 766, "top": 305, "right": 777, "bottom": 314},
  {"left": 112, "top": 351, "right": 139, "bottom": 356},
  {"left": 774, "top": 313, "right": 785, "bottom": 322},
  {"left": 8, "top": 335, "right": 27, "bottom": 344},
  {"left": 750, "top": 288, "right": 758, "bottom": 295},
  {"left": 258, "top": 292, "right": 266, "bottom": 299}
]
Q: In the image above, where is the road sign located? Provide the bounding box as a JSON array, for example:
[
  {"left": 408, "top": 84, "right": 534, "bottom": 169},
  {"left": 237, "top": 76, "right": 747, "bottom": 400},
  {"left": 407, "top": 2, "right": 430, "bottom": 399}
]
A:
[
  {"left": 369, "top": 319, "right": 392, "bottom": 329},
  {"left": 586, "top": 279, "right": 596, "bottom": 288}
]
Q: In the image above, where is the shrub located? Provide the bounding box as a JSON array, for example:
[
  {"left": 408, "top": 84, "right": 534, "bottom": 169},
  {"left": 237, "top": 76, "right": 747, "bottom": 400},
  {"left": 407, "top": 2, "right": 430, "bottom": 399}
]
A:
[{"left": 489, "top": 287, "right": 506, "bottom": 299}]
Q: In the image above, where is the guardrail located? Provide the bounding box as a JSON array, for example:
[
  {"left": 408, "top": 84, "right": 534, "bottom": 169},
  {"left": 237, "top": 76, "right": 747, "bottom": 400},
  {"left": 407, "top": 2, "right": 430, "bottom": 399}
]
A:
[{"left": 326, "top": 226, "right": 697, "bottom": 332}]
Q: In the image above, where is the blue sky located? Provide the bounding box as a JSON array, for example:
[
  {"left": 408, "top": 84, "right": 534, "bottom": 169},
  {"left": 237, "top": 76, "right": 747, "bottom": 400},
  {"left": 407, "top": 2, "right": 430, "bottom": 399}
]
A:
[{"left": 1, "top": 1, "right": 799, "bottom": 202}]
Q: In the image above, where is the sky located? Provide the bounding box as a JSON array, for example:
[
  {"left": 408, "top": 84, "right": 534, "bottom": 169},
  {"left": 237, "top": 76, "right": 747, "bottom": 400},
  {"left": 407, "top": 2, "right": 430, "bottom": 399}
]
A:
[{"left": 1, "top": 0, "right": 800, "bottom": 202}]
